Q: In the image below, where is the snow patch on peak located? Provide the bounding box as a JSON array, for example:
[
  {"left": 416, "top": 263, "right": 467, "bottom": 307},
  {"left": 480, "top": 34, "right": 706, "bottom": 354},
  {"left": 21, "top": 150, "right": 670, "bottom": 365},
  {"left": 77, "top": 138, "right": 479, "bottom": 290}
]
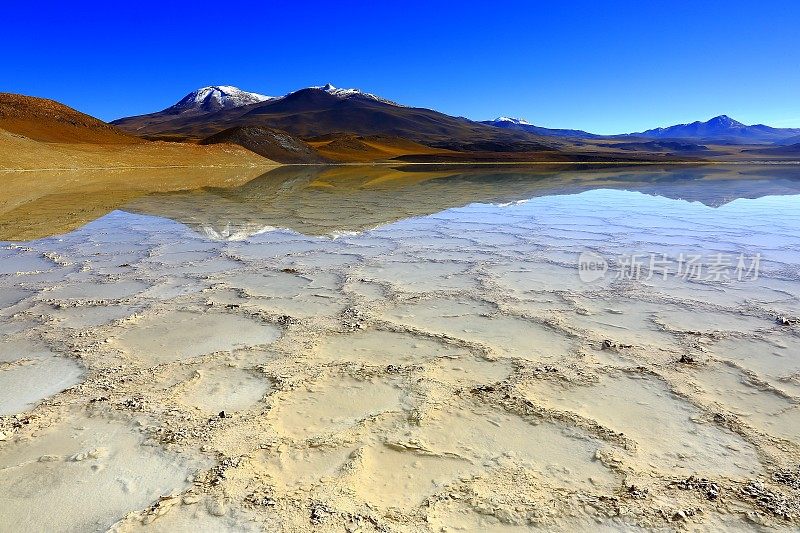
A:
[
  {"left": 310, "top": 83, "right": 403, "bottom": 106},
  {"left": 171, "top": 86, "right": 273, "bottom": 113},
  {"left": 316, "top": 83, "right": 363, "bottom": 98},
  {"left": 494, "top": 117, "right": 532, "bottom": 125}
]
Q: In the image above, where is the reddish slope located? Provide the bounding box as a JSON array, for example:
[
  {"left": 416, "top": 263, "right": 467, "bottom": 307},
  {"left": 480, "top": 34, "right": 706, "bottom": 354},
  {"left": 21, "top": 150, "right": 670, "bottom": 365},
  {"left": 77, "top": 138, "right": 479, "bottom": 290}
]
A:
[{"left": 0, "top": 93, "right": 140, "bottom": 144}]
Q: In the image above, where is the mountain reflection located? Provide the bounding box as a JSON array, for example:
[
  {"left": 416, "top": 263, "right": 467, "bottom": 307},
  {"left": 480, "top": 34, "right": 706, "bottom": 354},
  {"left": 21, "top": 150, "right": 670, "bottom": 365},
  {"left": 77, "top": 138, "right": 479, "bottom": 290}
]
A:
[
  {"left": 2, "top": 164, "right": 800, "bottom": 242},
  {"left": 122, "top": 165, "right": 800, "bottom": 240}
]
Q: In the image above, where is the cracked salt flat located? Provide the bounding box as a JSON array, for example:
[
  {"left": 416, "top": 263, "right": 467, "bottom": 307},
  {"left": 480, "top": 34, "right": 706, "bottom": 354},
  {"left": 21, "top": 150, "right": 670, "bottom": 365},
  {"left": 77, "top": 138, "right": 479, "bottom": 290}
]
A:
[{"left": 1, "top": 166, "right": 799, "bottom": 532}]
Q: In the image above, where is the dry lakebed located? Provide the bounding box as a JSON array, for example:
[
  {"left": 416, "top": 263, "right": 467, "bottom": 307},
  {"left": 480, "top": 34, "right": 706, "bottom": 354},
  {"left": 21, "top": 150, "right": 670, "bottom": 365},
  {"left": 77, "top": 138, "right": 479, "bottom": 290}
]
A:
[{"left": 0, "top": 164, "right": 799, "bottom": 532}]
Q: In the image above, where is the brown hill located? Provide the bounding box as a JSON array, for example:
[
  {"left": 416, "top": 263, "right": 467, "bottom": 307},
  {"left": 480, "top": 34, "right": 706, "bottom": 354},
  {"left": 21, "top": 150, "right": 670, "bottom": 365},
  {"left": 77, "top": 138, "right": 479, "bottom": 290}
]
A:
[
  {"left": 742, "top": 143, "right": 800, "bottom": 158},
  {"left": 200, "top": 126, "right": 328, "bottom": 164},
  {"left": 0, "top": 93, "right": 140, "bottom": 144},
  {"left": 307, "top": 134, "right": 454, "bottom": 162},
  {"left": 0, "top": 128, "right": 275, "bottom": 171},
  {"left": 0, "top": 93, "right": 278, "bottom": 170}
]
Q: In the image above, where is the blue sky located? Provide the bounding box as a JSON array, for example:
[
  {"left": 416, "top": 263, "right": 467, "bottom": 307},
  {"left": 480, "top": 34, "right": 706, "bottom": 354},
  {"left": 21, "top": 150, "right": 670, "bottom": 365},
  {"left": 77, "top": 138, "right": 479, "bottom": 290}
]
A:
[{"left": 3, "top": 1, "right": 799, "bottom": 134}]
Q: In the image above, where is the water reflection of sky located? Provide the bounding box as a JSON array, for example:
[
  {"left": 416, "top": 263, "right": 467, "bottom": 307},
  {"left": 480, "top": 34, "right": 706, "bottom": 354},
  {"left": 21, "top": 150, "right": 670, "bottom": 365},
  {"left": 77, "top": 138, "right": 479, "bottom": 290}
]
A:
[{"left": 5, "top": 185, "right": 794, "bottom": 292}]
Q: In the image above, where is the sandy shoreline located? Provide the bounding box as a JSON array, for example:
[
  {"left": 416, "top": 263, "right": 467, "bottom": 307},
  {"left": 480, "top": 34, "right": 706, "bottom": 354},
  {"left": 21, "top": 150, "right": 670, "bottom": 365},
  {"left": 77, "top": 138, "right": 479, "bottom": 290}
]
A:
[
  {"left": 2, "top": 160, "right": 800, "bottom": 173},
  {"left": 0, "top": 164, "right": 278, "bottom": 172}
]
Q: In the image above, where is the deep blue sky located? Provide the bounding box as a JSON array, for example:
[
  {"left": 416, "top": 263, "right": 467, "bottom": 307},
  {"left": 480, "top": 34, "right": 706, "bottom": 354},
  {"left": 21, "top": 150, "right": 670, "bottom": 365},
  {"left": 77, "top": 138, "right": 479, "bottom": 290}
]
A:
[{"left": 4, "top": 1, "right": 799, "bottom": 134}]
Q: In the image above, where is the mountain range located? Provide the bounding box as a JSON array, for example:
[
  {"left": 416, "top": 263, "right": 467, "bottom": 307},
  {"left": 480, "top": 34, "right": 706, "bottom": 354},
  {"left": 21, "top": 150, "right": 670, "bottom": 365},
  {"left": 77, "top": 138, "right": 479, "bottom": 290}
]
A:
[
  {"left": 624, "top": 115, "right": 800, "bottom": 144},
  {"left": 483, "top": 114, "right": 800, "bottom": 144},
  {"left": 3, "top": 84, "right": 800, "bottom": 171},
  {"left": 111, "top": 84, "right": 555, "bottom": 154},
  {"left": 112, "top": 84, "right": 800, "bottom": 151},
  {"left": 480, "top": 117, "right": 598, "bottom": 139}
]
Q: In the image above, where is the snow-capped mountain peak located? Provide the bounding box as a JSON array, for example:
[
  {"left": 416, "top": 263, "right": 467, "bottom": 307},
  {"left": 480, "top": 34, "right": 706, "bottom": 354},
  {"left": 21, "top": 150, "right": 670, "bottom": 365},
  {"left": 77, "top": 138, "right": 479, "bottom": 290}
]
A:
[
  {"left": 493, "top": 116, "right": 532, "bottom": 125},
  {"left": 310, "top": 83, "right": 402, "bottom": 106},
  {"left": 166, "top": 83, "right": 404, "bottom": 113},
  {"left": 169, "top": 86, "right": 273, "bottom": 113}
]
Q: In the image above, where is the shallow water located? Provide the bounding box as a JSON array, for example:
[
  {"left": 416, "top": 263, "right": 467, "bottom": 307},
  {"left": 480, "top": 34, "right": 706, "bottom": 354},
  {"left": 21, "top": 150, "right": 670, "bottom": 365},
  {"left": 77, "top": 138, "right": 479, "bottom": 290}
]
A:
[{"left": 1, "top": 164, "right": 799, "bottom": 532}]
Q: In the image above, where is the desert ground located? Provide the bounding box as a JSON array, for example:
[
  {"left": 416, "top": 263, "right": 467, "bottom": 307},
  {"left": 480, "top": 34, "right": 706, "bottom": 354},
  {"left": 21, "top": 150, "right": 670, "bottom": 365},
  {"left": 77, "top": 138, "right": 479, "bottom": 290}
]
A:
[{"left": 0, "top": 128, "right": 273, "bottom": 172}]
